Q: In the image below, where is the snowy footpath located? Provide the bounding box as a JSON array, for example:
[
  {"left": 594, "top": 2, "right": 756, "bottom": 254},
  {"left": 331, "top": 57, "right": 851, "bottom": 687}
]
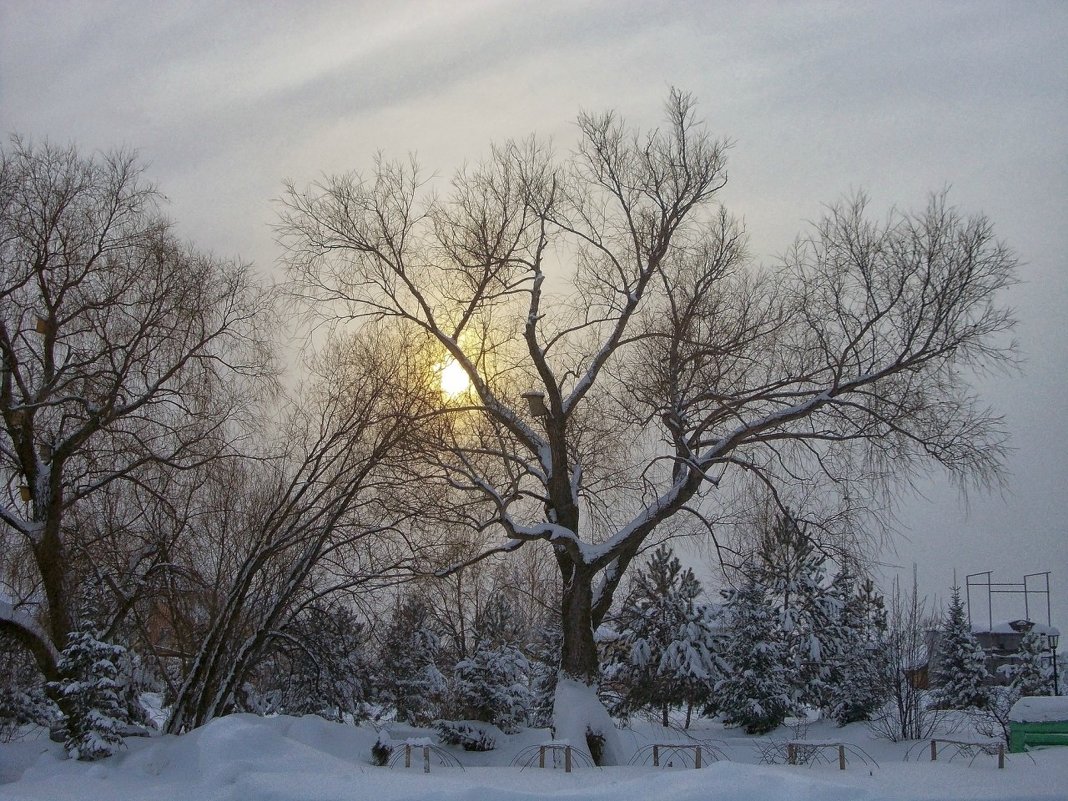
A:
[{"left": 1, "top": 713, "right": 1066, "bottom": 801}]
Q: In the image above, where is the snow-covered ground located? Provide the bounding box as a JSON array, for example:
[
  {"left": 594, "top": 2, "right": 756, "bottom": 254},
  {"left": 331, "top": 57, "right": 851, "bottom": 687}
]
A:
[{"left": 1, "top": 713, "right": 1065, "bottom": 801}]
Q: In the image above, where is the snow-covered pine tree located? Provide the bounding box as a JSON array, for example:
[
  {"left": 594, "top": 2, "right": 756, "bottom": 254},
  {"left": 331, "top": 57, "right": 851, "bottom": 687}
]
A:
[
  {"left": 451, "top": 643, "right": 531, "bottom": 732},
  {"left": 716, "top": 571, "right": 793, "bottom": 734},
  {"left": 1008, "top": 629, "right": 1052, "bottom": 696},
  {"left": 788, "top": 551, "right": 841, "bottom": 710},
  {"left": 376, "top": 597, "right": 447, "bottom": 725},
  {"left": 269, "top": 603, "right": 372, "bottom": 722},
  {"left": 0, "top": 632, "right": 58, "bottom": 739},
  {"left": 755, "top": 511, "right": 837, "bottom": 711},
  {"left": 930, "top": 586, "right": 989, "bottom": 709},
  {"left": 825, "top": 569, "right": 887, "bottom": 725},
  {"left": 48, "top": 631, "right": 142, "bottom": 760},
  {"left": 527, "top": 618, "right": 561, "bottom": 729},
  {"left": 605, "top": 546, "right": 721, "bottom": 727},
  {"left": 756, "top": 511, "right": 811, "bottom": 627},
  {"left": 449, "top": 597, "right": 532, "bottom": 732}
]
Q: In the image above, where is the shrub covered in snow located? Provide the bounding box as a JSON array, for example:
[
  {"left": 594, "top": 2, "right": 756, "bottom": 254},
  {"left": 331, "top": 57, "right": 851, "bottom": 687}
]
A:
[
  {"left": 435, "top": 719, "right": 503, "bottom": 751},
  {"left": 370, "top": 729, "right": 393, "bottom": 765}
]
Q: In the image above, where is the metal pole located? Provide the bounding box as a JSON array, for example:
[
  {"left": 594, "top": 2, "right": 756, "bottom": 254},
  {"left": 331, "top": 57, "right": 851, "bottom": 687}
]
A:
[
  {"left": 1046, "top": 573, "right": 1052, "bottom": 626},
  {"left": 1053, "top": 645, "right": 1060, "bottom": 696}
]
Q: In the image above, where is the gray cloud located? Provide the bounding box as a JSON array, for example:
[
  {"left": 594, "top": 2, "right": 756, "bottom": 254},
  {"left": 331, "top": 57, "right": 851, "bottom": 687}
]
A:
[{"left": 2, "top": 0, "right": 1065, "bottom": 624}]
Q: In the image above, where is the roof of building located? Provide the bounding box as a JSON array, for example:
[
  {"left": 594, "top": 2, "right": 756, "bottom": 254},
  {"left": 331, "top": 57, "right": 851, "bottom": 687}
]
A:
[{"left": 971, "top": 620, "right": 1060, "bottom": 636}]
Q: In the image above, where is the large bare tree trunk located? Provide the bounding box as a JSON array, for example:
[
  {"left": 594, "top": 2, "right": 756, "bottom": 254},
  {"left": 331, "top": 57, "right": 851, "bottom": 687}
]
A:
[
  {"left": 557, "top": 559, "right": 599, "bottom": 684},
  {"left": 551, "top": 555, "right": 624, "bottom": 764}
]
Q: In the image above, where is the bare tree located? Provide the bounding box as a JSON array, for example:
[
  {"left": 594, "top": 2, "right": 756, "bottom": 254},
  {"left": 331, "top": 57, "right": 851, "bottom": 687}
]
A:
[
  {"left": 164, "top": 330, "right": 440, "bottom": 733},
  {"left": 868, "top": 571, "right": 947, "bottom": 741},
  {"left": 0, "top": 139, "right": 273, "bottom": 698},
  {"left": 278, "top": 90, "right": 1015, "bottom": 762}
]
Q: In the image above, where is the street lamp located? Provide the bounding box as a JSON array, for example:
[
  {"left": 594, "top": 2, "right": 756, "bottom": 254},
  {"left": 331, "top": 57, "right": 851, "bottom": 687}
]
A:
[{"left": 1049, "top": 631, "right": 1060, "bottom": 696}]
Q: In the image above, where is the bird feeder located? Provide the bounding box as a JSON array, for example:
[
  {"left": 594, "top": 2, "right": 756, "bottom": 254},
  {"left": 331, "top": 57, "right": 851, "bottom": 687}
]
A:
[
  {"left": 19, "top": 485, "right": 31, "bottom": 502},
  {"left": 35, "top": 316, "right": 49, "bottom": 335},
  {"left": 521, "top": 391, "right": 549, "bottom": 418}
]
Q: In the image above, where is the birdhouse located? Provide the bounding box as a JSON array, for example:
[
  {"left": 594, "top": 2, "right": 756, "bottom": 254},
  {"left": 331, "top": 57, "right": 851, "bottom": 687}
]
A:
[
  {"left": 19, "top": 485, "right": 31, "bottom": 502},
  {"left": 521, "top": 391, "right": 549, "bottom": 418}
]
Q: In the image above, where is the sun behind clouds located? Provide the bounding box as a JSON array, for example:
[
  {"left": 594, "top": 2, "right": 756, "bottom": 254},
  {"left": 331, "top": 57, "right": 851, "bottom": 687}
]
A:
[{"left": 438, "top": 356, "right": 471, "bottom": 399}]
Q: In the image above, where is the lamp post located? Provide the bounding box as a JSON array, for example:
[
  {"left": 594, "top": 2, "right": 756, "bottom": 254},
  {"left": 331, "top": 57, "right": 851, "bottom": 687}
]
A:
[{"left": 1049, "top": 632, "right": 1060, "bottom": 696}]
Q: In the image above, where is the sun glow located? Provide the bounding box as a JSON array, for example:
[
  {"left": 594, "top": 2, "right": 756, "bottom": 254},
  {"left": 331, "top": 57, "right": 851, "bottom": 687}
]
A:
[{"left": 439, "top": 357, "right": 472, "bottom": 398}]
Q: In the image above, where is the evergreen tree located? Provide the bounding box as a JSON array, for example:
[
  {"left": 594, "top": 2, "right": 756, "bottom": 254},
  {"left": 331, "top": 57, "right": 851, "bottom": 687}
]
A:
[
  {"left": 527, "top": 618, "right": 561, "bottom": 729},
  {"left": 270, "top": 603, "right": 372, "bottom": 721},
  {"left": 1, "top": 632, "right": 58, "bottom": 739},
  {"left": 826, "top": 570, "right": 887, "bottom": 725},
  {"left": 451, "top": 642, "right": 531, "bottom": 732},
  {"left": 376, "top": 598, "right": 447, "bottom": 725},
  {"left": 755, "top": 511, "right": 837, "bottom": 710},
  {"left": 605, "top": 546, "right": 722, "bottom": 727},
  {"left": 448, "top": 597, "right": 532, "bottom": 732},
  {"left": 1008, "top": 629, "right": 1052, "bottom": 696},
  {"left": 48, "top": 631, "right": 143, "bottom": 760},
  {"left": 716, "top": 572, "right": 793, "bottom": 734},
  {"left": 930, "top": 587, "right": 989, "bottom": 709},
  {"left": 756, "top": 511, "right": 812, "bottom": 627},
  {"left": 788, "top": 552, "right": 841, "bottom": 710}
]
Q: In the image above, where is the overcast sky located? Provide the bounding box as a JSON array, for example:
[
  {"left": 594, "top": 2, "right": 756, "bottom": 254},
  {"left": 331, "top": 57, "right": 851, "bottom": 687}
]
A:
[{"left": 2, "top": 1, "right": 1065, "bottom": 627}]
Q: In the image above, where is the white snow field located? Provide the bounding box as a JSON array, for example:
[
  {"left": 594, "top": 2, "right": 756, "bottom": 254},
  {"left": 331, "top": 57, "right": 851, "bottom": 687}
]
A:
[{"left": 1, "top": 713, "right": 1065, "bottom": 801}]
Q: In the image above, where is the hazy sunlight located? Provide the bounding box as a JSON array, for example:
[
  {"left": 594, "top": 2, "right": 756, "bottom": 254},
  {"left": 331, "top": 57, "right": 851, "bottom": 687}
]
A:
[{"left": 439, "top": 357, "right": 471, "bottom": 398}]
